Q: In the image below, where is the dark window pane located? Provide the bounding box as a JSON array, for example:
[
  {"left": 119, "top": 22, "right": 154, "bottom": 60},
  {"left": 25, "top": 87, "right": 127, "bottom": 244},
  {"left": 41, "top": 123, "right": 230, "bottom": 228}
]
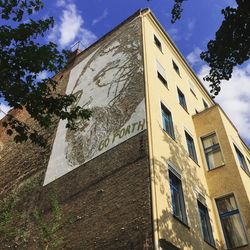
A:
[
  {"left": 203, "top": 99, "right": 208, "bottom": 109},
  {"left": 154, "top": 35, "right": 162, "bottom": 51},
  {"left": 172, "top": 60, "right": 180, "bottom": 76},
  {"left": 158, "top": 71, "right": 167, "bottom": 85},
  {"left": 169, "top": 171, "right": 187, "bottom": 224},
  {"left": 198, "top": 201, "right": 215, "bottom": 246},
  {"left": 161, "top": 104, "right": 175, "bottom": 139},
  {"left": 234, "top": 145, "right": 249, "bottom": 173},
  {"left": 185, "top": 132, "right": 198, "bottom": 163},
  {"left": 177, "top": 88, "right": 187, "bottom": 111}
]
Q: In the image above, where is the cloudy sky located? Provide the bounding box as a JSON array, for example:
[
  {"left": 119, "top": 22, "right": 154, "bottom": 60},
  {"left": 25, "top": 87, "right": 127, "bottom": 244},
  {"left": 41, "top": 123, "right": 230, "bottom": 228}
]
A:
[{"left": 1, "top": 0, "right": 249, "bottom": 147}]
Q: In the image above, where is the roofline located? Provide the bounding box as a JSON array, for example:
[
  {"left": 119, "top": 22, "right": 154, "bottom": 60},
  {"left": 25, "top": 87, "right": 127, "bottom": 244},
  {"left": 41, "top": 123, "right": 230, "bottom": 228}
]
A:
[
  {"left": 193, "top": 104, "right": 249, "bottom": 152},
  {"left": 142, "top": 9, "right": 215, "bottom": 106},
  {"left": 70, "top": 8, "right": 149, "bottom": 62}
]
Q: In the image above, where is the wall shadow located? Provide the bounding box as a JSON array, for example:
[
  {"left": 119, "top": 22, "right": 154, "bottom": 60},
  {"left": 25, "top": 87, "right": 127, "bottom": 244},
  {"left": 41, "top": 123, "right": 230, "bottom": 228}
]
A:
[{"left": 151, "top": 123, "right": 222, "bottom": 249}]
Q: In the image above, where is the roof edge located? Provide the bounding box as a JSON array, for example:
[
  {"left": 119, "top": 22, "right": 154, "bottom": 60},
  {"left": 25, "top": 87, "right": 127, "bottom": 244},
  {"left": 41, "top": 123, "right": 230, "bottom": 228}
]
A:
[{"left": 142, "top": 9, "right": 215, "bottom": 105}]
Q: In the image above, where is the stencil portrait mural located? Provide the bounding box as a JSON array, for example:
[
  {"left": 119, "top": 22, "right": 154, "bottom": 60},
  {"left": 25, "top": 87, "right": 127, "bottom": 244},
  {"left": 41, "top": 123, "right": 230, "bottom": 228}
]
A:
[{"left": 44, "top": 18, "right": 146, "bottom": 185}]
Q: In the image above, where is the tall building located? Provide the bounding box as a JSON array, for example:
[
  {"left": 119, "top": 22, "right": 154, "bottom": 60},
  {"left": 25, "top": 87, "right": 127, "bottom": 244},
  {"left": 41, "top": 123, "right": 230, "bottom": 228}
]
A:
[{"left": 0, "top": 8, "right": 249, "bottom": 250}]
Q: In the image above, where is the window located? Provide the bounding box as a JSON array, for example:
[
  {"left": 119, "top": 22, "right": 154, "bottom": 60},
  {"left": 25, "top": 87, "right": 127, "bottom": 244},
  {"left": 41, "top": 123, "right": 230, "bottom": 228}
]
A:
[
  {"left": 197, "top": 200, "right": 215, "bottom": 246},
  {"left": 172, "top": 60, "right": 180, "bottom": 76},
  {"left": 156, "top": 60, "right": 167, "bottom": 86},
  {"left": 185, "top": 131, "right": 198, "bottom": 163},
  {"left": 203, "top": 99, "right": 209, "bottom": 109},
  {"left": 169, "top": 170, "right": 187, "bottom": 224},
  {"left": 202, "top": 133, "right": 224, "bottom": 170},
  {"left": 154, "top": 35, "right": 162, "bottom": 51},
  {"left": 189, "top": 81, "right": 196, "bottom": 97},
  {"left": 177, "top": 88, "right": 187, "bottom": 111},
  {"left": 161, "top": 103, "right": 175, "bottom": 139},
  {"left": 234, "top": 145, "right": 250, "bottom": 174},
  {"left": 216, "top": 194, "right": 248, "bottom": 248}
]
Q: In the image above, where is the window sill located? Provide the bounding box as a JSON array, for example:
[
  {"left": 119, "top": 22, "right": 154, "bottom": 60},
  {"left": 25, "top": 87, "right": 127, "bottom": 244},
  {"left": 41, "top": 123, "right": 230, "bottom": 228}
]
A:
[
  {"left": 162, "top": 128, "right": 176, "bottom": 143},
  {"left": 239, "top": 166, "right": 250, "bottom": 178},
  {"left": 188, "top": 155, "right": 200, "bottom": 167},
  {"left": 204, "top": 240, "right": 217, "bottom": 249},
  {"left": 176, "top": 72, "right": 181, "bottom": 78},
  {"left": 226, "top": 243, "right": 249, "bottom": 249},
  {"left": 180, "top": 105, "right": 189, "bottom": 115},
  {"left": 172, "top": 214, "right": 189, "bottom": 229},
  {"left": 155, "top": 45, "right": 164, "bottom": 54},
  {"left": 207, "top": 164, "right": 225, "bottom": 172}
]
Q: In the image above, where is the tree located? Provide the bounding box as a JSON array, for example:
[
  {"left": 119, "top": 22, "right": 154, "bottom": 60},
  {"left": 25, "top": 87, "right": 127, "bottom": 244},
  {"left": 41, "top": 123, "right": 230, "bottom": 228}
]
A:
[
  {"left": 0, "top": 0, "right": 91, "bottom": 146},
  {"left": 170, "top": 0, "right": 250, "bottom": 96}
]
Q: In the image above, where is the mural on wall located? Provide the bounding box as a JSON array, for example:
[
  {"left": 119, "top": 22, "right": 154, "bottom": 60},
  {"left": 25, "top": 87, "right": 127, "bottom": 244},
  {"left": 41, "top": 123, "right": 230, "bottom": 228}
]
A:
[{"left": 43, "top": 18, "right": 146, "bottom": 185}]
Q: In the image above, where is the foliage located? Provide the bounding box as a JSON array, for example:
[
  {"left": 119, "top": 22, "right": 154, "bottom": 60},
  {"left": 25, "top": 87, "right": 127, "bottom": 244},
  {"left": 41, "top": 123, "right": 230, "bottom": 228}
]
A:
[
  {"left": 32, "top": 197, "right": 63, "bottom": 249},
  {"left": 0, "top": 180, "right": 64, "bottom": 249},
  {"left": 170, "top": 0, "right": 250, "bottom": 96},
  {"left": 0, "top": 0, "right": 91, "bottom": 147}
]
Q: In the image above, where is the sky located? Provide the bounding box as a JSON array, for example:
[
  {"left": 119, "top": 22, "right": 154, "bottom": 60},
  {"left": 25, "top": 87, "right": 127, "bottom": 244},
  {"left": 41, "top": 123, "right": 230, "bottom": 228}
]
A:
[{"left": 0, "top": 0, "right": 249, "bottom": 147}]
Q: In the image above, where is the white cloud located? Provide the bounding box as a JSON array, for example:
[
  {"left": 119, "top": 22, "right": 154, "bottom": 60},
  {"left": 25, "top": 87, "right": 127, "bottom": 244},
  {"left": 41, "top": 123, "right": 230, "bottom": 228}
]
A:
[
  {"left": 80, "top": 28, "right": 98, "bottom": 48},
  {"left": 56, "top": 0, "right": 66, "bottom": 7},
  {"left": 184, "top": 19, "right": 195, "bottom": 41},
  {"left": 198, "top": 64, "right": 250, "bottom": 143},
  {"left": 186, "top": 47, "right": 202, "bottom": 66},
  {"left": 59, "top": 4, "right": 83, "bottom": 47},
  {"left": 49, "top": 2, "right": 97, "bottom": 49},
  {"left": 0, "top": 103, "right": 10, "bottom": 119},
  {"left": 92, "top": 9, "right": 108, "bottom": 26}
]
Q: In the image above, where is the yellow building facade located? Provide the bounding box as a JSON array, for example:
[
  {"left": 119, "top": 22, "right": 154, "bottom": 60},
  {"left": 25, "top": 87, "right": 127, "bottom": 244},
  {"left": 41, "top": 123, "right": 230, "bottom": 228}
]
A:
[
  {"left": 141, "top": 9, "right": 250, "bottom": 250},
  {"left": 0, "top": 8, "right": 249, "bottom": 250}
]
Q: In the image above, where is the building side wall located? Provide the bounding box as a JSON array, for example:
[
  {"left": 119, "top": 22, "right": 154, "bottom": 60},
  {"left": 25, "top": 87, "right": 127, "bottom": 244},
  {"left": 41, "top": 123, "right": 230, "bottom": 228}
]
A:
[
  {"left": 193, "top": 106, "right": 250, "bottom": 249},
  {"left": 0, "top": 16, "right": 154, "bottom": 249},
  {"left": 142, "top": 13, "right": 221, "bottom": 250}
]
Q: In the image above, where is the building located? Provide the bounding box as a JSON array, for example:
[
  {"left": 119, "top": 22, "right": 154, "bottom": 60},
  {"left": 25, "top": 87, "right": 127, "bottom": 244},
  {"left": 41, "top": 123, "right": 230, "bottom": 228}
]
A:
[{"left": 0, "top": 8, "right": 249, "bottom": 250}]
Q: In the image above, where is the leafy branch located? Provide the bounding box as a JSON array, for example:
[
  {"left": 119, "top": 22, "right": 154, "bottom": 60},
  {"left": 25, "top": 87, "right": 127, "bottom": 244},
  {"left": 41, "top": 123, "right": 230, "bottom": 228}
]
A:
[{"left": 0, "top": 0, "right": 91, "bottom": 146}]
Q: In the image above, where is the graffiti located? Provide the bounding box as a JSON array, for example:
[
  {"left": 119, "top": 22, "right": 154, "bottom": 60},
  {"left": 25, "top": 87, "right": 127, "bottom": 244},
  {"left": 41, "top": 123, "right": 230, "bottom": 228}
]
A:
[
  {"left": 43, "top": 18, "right": 146, "bottom": 185},
  {"left": 98, "top": 119, "right": 145, "bottom": 151}
]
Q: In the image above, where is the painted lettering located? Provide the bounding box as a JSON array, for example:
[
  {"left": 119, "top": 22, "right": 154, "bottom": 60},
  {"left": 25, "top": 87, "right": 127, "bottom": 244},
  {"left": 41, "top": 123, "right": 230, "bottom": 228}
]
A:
[
  {"left": 137, "top": 119, "right": 145, "bottom": 131},
  {"left": 98, "top": 138, "right": 110, "bottom": 151},
  {"left": 131, "top": 122, "right": 138, "bottom": 133}
]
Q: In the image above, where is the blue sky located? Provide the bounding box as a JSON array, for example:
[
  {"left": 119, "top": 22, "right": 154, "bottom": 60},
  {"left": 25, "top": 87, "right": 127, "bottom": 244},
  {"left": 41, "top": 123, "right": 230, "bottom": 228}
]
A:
[{"left": 1, "top": 0, "right": 250, "bottom": 147}]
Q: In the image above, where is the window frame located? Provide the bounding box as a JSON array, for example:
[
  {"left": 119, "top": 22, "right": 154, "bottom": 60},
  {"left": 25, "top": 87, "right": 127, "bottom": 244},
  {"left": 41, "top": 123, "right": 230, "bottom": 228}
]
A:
[
  {"left": 168, "top": 169, "right": 188, "bottom": 225},
  {"left": 233, "top": 144, "right": 250, "bottom": 175},
  {"left": 161, "top": 103, "right": 175, "bottom": 139},
  {"left": 172, "top": 60, "right": 180, "bottom": 76},
  {"left": 154, "top": 34, "right": 162, "bottom": 51},
  {"left": 201, "top": 132, "right": 224, "bottom": 170},
  {"left": 197, "top": 199, "right": 215, "bottom": 247},
  {"left": 189, "top": 81, "right": 197, "bottom": 98},
  {"left": 156, "top": 60, "right": 168, "bottom": 87},
  {"left": 216, "top": 194, "right": 248, "bottom": 249},
  {"left": 157, "top": 71, "right": 168, "bottom": 86},
  {"left": 177, "top": 87, "right": 188, "bottom": 112},
  {"left": 185, "top": 131, "right": 198, "bottom": 164},
  {"left": 203, "top": 99, "right": 209, "bottom": 109}
]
